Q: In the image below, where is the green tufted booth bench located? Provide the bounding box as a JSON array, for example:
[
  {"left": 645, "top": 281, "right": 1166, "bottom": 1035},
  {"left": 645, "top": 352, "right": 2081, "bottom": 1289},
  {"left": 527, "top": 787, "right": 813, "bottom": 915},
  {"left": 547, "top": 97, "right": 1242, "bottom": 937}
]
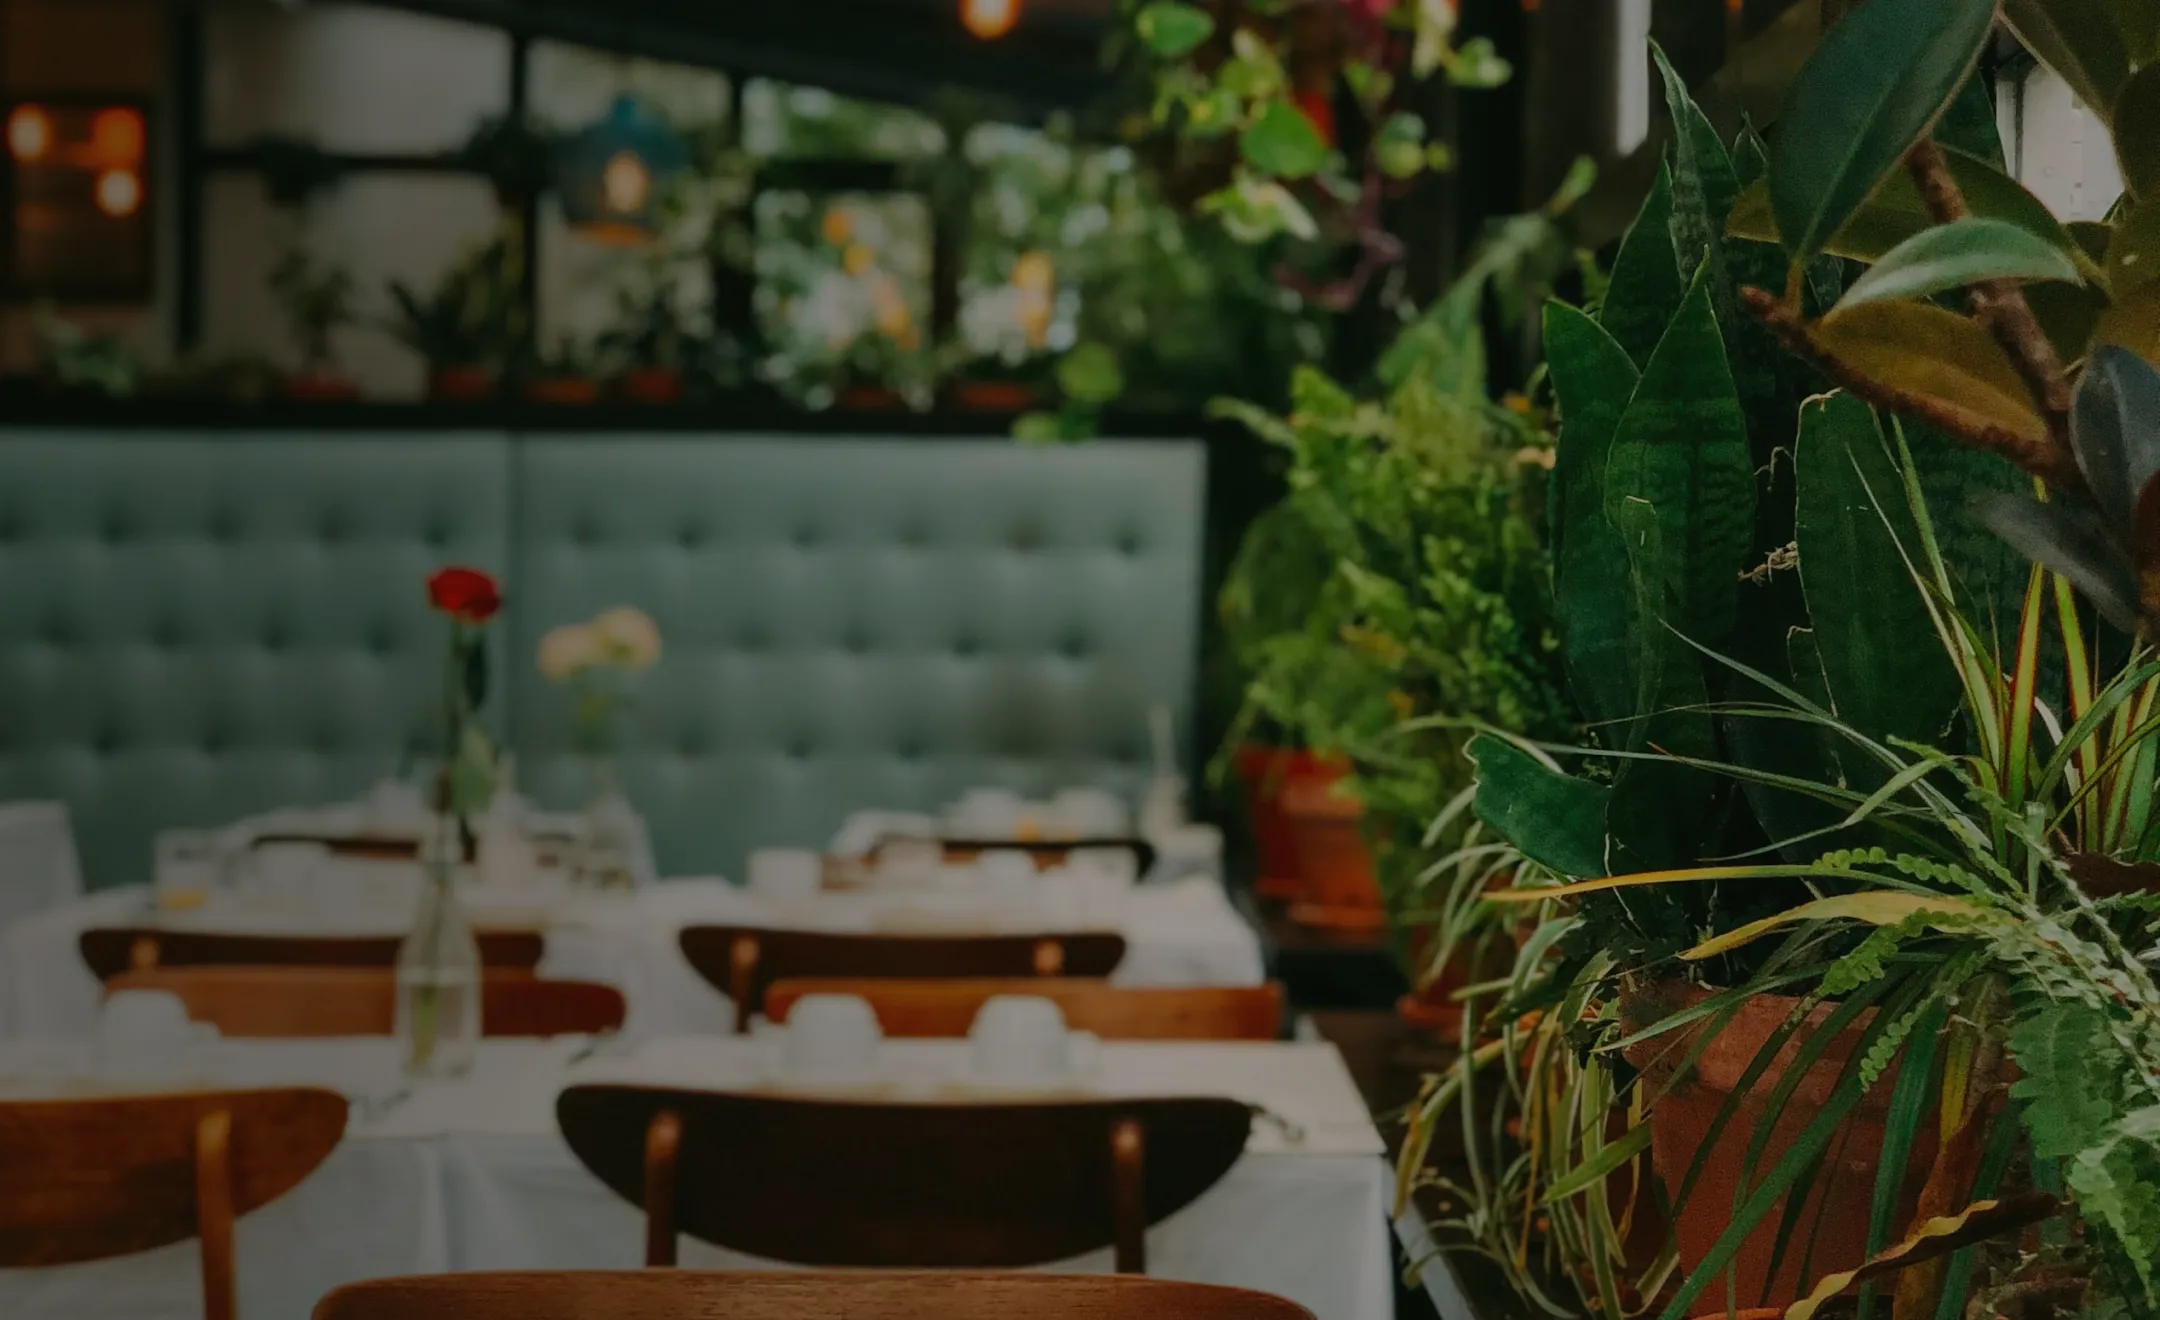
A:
[{"left": 0, "top": 429, "right": 1206, "bottom": 889}]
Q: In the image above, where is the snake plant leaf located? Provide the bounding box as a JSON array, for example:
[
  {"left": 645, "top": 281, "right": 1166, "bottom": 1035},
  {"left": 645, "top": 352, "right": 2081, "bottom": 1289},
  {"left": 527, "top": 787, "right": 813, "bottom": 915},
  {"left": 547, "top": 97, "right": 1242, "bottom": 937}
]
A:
[
  {"left": 1733, "top": 118, "right": 1770, "bottom": 189},
  {"left": 2005, "top": 0, "right": 2133, "bottom": 124},
  {"left": 1837, "top": 218, "right": 2082, "bottom": 310},
  {"left": 1604, "top": 264, "right": 1757, "bottom": 654},
  {"left": 2117, "top": 65, "right": 2160, "bottom": 200},
  {"left": 1654, "top": 44, "right": 1738, "bottom": 286},
  {"left": 2070, "top": 345, "right": 2160, "bottom": 533},
  {"left": 1600, "top": 164, "right": 1685, "bottom": 368},
  {"left": 1795, "top": 393, "right": 1962, "bottom": 760},
  {"left": 1806, "top": 301, "right": 2052, "bottom": 455},
  {"left": 1978, "top": 491, "right": 2141, "bottom": 630},
  {"left": 1771, "top": 0, "right": 2001, "bottom": 264},
  {"left": 1466, "top": 734, "right": 1610, "bottom": 879},
  {"left": 1544, "top": 301, "right": 1644, "bottom": 732}
]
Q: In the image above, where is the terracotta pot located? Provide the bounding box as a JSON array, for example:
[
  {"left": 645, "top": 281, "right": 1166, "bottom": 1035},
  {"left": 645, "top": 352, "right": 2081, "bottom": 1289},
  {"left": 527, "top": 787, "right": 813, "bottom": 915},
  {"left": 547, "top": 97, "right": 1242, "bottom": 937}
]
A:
[
  {"left": 282, "top": 372, "right": 360, "bottom": 402},
  {"left": 526, "top": 376, "right": 602, "bottom": 406},
  {"left": 428, "top": 366, "right": 496, "bottom": 402},
  {"left": 617, "top": 367, "right": 684, "bottom": 405},
  {"left": 1281, "top": 777, "right": 1384, "bottom": 932},
  {"left": 952, "top": 379, "right": 1038, "bottom": 412},
  {"left": 838, "top": 384, "right": 906, "bottom": 411},
  {"left": 1232, "top": 746, "right": 1345, "bottom": 902},
  {"left": 1622, "top": 982, "right": 1938, "bottom": 1308}
]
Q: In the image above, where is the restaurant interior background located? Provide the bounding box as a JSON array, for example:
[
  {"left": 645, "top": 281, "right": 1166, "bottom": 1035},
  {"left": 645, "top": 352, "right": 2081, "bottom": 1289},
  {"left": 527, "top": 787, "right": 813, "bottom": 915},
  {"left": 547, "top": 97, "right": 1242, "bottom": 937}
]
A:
[{"left": 0, "top": 1, "right": 2143, "bottom": 1319}]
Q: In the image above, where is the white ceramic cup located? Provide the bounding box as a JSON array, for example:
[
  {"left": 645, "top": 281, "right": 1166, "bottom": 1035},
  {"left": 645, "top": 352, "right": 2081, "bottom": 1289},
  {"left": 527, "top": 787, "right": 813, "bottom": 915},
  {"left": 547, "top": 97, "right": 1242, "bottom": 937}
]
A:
[
  {"left": 1052, "top": 787, "right": 1129, "bottom": 838},
  {"left": 95, "top": 990, "right": 197, "bottom": 1080},
  {"left": 748, "top": 848, "right": 823, "bottom": 903},
  {"left": 969, "top": 995, "right": 1094, "bottom": 1084},
  {"left": 783, "top": 994, "right": 881, "bottom": 1081},
  {"left": 875, "top": 838, "right": 943, "bottom": 888},
  {"left": 949, "top": 788, "right": 1027, "bottom": 838}
]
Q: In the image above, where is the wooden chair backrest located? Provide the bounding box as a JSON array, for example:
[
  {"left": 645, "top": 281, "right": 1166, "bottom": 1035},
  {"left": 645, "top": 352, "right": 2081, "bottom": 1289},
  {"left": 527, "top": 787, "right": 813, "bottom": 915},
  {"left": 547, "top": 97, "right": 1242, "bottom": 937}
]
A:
[
  {"left": 766, "top": 978, "right": 1285, "bottom": 1041},
  {"left": 554, "top": 1085, "right": 1249, "bottom": 1274},
  {"left": 105, "top": 968, "right": 625, "bottom": 1038},
  {"left": 676, "top": 926, "right": 1127, "bottom": 1034},
  {"left": 0, "top": 1088, "right": 347, "bottom": 1320},
  {"left": 80, "top": 927, "right": 546, "bottom": 981},
  {"left": 314, "top": 1270, "right": 1316, "bottom": 1320}
]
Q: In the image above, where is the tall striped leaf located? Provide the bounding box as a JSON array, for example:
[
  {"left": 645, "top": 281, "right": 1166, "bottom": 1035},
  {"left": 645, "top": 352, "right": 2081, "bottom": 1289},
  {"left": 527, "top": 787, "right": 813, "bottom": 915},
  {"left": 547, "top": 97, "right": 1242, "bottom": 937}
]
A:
[
  {"left": 1772, "top": 0, "right": 1999, "bottom": 264},
  {"left": 1602, "top": 165, "right": 1685, "bottom": 368}
]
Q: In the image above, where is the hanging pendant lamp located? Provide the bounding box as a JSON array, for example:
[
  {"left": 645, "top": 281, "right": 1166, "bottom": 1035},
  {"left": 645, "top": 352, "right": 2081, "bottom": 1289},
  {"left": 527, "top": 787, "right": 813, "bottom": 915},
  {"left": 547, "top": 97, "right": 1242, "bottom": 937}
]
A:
[{"left": 556, "top": 94, "right": 689, "bottom": 246}]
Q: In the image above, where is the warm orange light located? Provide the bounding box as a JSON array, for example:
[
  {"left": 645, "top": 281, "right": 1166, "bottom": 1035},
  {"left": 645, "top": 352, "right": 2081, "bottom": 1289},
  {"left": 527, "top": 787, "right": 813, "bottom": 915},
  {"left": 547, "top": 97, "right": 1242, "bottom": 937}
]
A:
[
  {"left": 94, "top": 169, "right": 142, "bottom": 218},
  {"left": 961, "top": 0, "right": 1020, "bottom": 40},
  {"left": 600, "top": 150, "right": 651, "bottom": 216},
  {"left": 89, "top": 107, "right": 146, "bottom": 166},
  {"left": 1010, "top": 250, "right": 1054, "bottom": 293},
  {"left": 7, "top": 105, "right": 51, "bottom": 163}
]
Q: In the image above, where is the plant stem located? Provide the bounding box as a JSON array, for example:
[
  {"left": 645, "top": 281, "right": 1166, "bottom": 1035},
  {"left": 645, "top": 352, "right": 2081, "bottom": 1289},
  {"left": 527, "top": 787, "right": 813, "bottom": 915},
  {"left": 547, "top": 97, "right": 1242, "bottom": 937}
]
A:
[{"left": 1901, "top": 139, "right": 2077, "bottom": 465}]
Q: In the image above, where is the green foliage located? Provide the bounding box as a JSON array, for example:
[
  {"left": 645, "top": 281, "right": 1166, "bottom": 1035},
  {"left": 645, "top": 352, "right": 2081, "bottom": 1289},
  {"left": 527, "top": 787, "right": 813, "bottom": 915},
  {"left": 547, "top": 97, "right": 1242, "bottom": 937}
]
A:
[{"left": 386, "top": 224, "right": 528, "bottom": 370}]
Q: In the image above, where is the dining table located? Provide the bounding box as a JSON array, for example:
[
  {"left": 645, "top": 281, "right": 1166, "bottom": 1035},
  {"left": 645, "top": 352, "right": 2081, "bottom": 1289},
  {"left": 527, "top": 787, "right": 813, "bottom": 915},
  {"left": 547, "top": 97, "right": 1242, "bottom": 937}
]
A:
[
  {"left": 0, "top": 1034, "right": 1394, "bottom": 1320},
  {"left": 0, "top": 871, "right": 1268, "bottom": 1042}
]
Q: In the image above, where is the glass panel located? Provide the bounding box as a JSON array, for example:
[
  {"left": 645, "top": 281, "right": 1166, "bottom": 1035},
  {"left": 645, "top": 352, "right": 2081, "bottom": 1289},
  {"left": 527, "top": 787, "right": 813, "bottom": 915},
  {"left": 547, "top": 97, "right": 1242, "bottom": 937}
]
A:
[
  {"left": 201, "top": 173, "right": 503, "bottom": 398},
  {"left": 205, "top": 4, "right": 510, "bottom": 154},
  {"left": 753, "top": 190, "right": 934, "bottom": 407}
]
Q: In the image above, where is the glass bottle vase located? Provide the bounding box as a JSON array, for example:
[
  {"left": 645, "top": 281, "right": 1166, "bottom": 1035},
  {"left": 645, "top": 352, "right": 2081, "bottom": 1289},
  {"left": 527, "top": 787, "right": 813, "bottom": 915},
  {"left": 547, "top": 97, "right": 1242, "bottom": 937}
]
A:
[{"left": 395, "top": 820, "right": 483, "bottom": 1078}]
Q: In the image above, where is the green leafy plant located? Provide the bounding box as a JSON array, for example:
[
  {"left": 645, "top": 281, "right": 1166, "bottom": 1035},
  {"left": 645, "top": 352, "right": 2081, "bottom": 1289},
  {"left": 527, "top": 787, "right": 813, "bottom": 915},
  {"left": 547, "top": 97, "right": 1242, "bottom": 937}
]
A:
[
  {"left": 268, "top": 243, "right": 357, "bottom": 376},
  {"left": 385, "top": 225, "right": 528, "bottom": 372}
]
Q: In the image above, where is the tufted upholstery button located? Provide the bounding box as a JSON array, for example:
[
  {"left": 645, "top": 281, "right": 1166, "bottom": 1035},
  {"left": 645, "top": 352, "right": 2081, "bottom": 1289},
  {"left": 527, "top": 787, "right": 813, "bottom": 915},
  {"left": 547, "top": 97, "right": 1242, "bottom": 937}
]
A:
[
  {"left": 0, "top": 511, "right": 16, "bottom": 544},
  {"left": 677, "top": 732, "right": 706, "bottom": 758},
  {"left": 794, "top": 524, "right": 821, "bottom": 550},
  {"left": 739, "top": 630, "right": 768, "bottom": 654},
  {"left": 92, "top": 729, "right": 119, "bottom": 757},
  {"left": 44, "top": 615, "right": 74, "bottom": 648},
  {"left": 1117, "top": 529, "right": 1144, "bottom": 556},
  {"left": 787, "top": 737, "right": 815, "bottom": 760},
  {"left": 1060, "top": 635, "right": 1090, "bottom": 661},
  {"left": 207, "top": 509, "right": 240, "bottom": 544},
  {"left": 366, "top": 623, "right": 397, "bottom": 656},
  {"left": 201, "top": 728, "right": 228, "bottom": 756},
  {"left": 897, "top": 740, "right": 923, "bottom": 762},
  {"left": 844, "top": 630, "right": 871, "bottom": 656},
  {"left": 424, "top": 519, "right": 452, "bottom": 548},
  {"left": 677, "top": 522, "right": 707, "bottom": 550},
  {"left": 1009, "top": 524, "right": 1040, "bottom": 553},
  {"left": 898, "top": 524, "right": 929, "bottom": 550},
  {"left": 261, "top": 621, "right": 292, "bottom": 653},
  {"left": 151, "top": 620, "right": 181, "bottom": 650},
  {"left": 100, "top": 511, "right": 132, "bottom": 545},
  {"left": 572, "top": 518, "right": 599, "bottom": 547},
  {"left": 952, "top": 635, "right": 980, "bottom": 658},
  {"left": 318, "top": 512, "right": 348, "bottom": 545}
]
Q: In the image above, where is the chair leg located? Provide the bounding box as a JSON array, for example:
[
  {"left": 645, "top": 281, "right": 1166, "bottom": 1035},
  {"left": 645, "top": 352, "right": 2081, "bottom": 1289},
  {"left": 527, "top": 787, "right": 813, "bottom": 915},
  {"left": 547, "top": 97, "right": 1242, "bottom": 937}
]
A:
[
  {"left": 1110, "top": 1116, "right": 1146, "bottom": 1275},
  {"left": 194, "top": 1110, "right": 236, "bottom": 1320},
  {"left": 643, "top": 1109, "right": 683, "bottom": 1268},
  {"left": 728, "top": 937, "right": 760, "bottom": 1036}
]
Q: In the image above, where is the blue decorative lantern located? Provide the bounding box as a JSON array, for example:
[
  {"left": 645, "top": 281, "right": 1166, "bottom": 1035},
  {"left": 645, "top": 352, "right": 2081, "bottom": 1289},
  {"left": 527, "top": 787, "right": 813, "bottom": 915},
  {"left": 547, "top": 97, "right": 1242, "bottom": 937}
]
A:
[{"left": 555, "top": 95, "right": 689, "bottom": 246}]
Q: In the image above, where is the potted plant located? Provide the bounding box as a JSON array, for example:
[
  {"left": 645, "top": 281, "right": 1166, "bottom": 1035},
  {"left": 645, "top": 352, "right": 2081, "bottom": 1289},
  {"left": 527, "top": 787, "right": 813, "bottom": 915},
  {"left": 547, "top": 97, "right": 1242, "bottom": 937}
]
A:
[
  {"left": 600, "top": 283, "right": 695, "bottom": 405},
  {"left": 386, "top": 225, "right": 527, "bottom": 402},
  {"left": 269, "top": 243, "right": 360, "bottom": 401},
  {"left": 523, "top": 335, "right": 602, "bottom": 406},
  {"left": 1403, "top": 4, "right": 2160, "bottom": 1314}
]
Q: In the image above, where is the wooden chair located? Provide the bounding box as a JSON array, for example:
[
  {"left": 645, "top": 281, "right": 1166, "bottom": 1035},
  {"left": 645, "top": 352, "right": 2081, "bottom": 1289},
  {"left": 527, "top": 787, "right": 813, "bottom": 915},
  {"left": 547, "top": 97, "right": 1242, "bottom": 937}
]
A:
[
  {"left": 314, "top": 1270, "right": 1316, "bottom": 1320},
  {"left": 677, "top": 926, "right": 1128, "bottom": 1034},
  {"left": 555, "top": 1085, "right": 1251, "bottom": 1274},
  {"left": 104, "top": 967, "right": 626, "bottom": 1038},
  {"left": 766, "top": 978, "right": 1286, "bottom": 1041},
  {"left": 0, "top": 1088, "right": 347, "bottom": 1320},
  {"left": 80, "top": 927, "right": 546, "bottom": 982}
]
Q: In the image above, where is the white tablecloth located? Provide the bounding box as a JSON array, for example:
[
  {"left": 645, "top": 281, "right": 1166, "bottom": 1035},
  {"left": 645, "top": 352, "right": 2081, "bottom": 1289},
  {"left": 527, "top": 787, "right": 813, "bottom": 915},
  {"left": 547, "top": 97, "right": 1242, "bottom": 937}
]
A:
[
  {"left": 0, "top": 1038, "right": 1391, "bottom": 1320},
  {"left": 0, "top": 875, "right": 1266, "bottom": 1041}
]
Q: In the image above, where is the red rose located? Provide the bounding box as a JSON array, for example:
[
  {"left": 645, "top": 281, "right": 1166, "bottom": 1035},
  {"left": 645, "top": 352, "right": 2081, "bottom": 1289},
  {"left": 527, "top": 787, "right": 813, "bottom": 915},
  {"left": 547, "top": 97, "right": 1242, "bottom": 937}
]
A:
[{"left": 427, "top": 566, "right": 502, "bottom": 623}]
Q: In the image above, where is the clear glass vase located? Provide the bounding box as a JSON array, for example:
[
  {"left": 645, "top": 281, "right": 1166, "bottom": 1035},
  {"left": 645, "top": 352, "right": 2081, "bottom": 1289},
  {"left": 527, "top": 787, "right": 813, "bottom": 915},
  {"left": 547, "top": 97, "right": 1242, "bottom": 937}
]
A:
[
  {"left": 395, "top": 820, "right": 483, "bottom": 1078},
  {"left": 575, "top": 758, "right": 647, "bottom": 891}
]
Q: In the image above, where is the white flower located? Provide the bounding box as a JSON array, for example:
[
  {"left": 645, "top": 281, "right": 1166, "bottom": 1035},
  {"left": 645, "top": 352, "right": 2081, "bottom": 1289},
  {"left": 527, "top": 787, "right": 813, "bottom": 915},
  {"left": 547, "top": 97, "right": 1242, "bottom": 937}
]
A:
[
  {"left": 592, "top": 607, "right": 662, "bottom": 671},
  {"left": 537, "top": 623, "right": 602, "bottom": 680}
]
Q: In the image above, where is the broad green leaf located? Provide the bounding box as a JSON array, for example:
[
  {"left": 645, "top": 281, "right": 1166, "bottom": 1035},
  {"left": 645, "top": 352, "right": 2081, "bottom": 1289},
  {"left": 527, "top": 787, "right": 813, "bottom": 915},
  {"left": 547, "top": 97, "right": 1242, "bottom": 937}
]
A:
[
  {"left": 1937, "top": 70, "right": 2008, "bottom": 168},
  {"left": 1806, "top": 301, "right": 2050, "bottom": 454},
  {"left": 1135, "top": 1, "right": 1214, "bottom": 57},
  {"left": 1771, "top": 0, "right": 2000, "bottom": 263},
  {"left": 2096, "top": 282, "right": 2160, "bottom": 362},
  {"left": 1733, "top": 147, "right": 2078, "bottom": 267},
  {"left": 1375, "top": 111, "right": 1427, "bottom": 178},
  {"left": 1055, "top": 342, "right": 1124, "bottom": 404},
  {"left": 1543, "top": 301, "right": 1644, "bottom": 731},
  {"left": 1466, "top": 734, "right": 1610, "bottom": 879},
  {"left": 2005, "top": 0, "right": 2132, "bottom": 120},
  {"left": 1795, "top": 393, "right": 1962, "bottom": 762},
  {"left": 2116, "top": 65, "right": 2160, "bottom": 200},
  {"left": 2027, "top": 280, "right": 2108, "bottom": 363},
  {"left": 1838, "top": 218, "right": 2082, "bottom": 309},
  {"left": 1238, "top": 99, "right": 1328, "bottom": 179},
  {"left": 1600, "top": 164, "right": 1685, "bottom": 367}
]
